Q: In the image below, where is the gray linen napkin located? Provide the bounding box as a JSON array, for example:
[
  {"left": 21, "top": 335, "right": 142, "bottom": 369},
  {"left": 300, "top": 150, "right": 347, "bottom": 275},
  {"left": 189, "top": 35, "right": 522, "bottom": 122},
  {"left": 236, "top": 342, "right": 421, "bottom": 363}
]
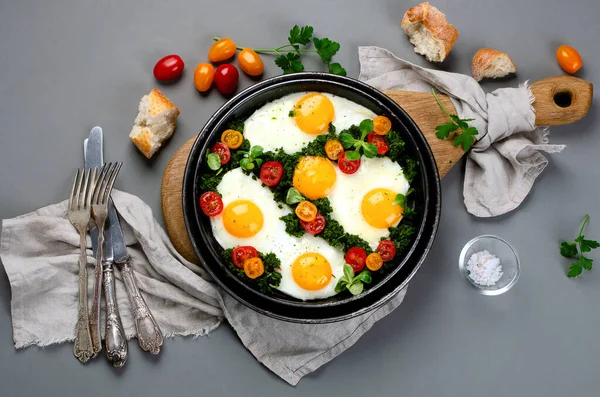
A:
[
  {"left": 358, "top": 46, "right": 565, "bottom": 217},
  {"left": 1, "top": 189, "right": 406, "bottom": 385}
]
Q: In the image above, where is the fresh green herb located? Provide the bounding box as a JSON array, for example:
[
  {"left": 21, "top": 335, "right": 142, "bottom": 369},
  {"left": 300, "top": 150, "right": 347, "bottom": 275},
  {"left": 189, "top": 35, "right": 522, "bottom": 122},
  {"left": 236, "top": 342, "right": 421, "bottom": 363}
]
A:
[
  {"left": 206, "top": 153, "right": 221, "bottom": 171},
  {"left": 221, "top": 249, "right": 282, "bottom": 294},
  {"left": 213, "top": 25, "right": 346, "bottom": 76},
  {"left": 394, "top": 193, "right": 406, "bottom": 207},
  {"left": 432, "top": 88, "right": 479, "bottom": 151},
  {"left": 339, "top": 119, "right": 378, "bottom": 159},
  {"left": 334, "top": 264, "right": 372, "bottom": 295},
  {"left": 280, "top": 213, "right": 304, "bottom": 237},
  {"left": 560, "top": 215, "right": 600, "bottom": 278},
  {"left": 258, "top": 149, "right": 301, "bottom": 203},
  {"left": 288, "top": 109, "right": 296, "bottom": 117},
  {"left": 227, "top": 119, "right": 245, "bottom": 133},
  {"left": 286, "top": 187, "right": 304, "bottom": 205},
  {"left": 239, "top": 145, "right": 264, "bottom": 171},
  {"left": 301, "top": 130, "right": 338, "bottom": 157}
]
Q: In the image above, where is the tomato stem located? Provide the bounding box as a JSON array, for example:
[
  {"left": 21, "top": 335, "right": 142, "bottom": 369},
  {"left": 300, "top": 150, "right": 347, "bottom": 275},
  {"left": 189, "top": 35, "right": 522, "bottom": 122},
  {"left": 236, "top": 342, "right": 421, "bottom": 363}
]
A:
[{"left": 212, "top": 37, "right": 317, "bottom": 54}]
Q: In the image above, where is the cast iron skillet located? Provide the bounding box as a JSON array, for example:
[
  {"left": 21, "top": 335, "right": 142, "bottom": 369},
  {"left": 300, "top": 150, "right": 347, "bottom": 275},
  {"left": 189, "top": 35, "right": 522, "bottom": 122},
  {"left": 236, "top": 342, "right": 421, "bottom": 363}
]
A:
[{"left": 183, "top": 72, "right": 441, "bottom": 323}]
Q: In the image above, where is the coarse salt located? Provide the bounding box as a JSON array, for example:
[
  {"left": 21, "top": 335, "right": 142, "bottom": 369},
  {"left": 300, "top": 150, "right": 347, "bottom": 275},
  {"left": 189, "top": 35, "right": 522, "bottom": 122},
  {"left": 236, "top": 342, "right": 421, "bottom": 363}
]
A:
[{"left": 466, "top": 250, "right": 503, "bottom": 286}]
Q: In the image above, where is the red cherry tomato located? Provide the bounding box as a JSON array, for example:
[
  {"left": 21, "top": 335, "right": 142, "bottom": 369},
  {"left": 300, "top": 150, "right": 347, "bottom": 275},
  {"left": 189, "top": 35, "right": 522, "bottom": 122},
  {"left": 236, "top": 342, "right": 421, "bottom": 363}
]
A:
[
  {"left": 231, "top": 246, "right": 258, "bottom": 269},
  {"left": 199, "top": 191, "right": 223, "bottom": 217},
  {"left": 345, "top": 247, "right": 367, "bottom": 272},
  {"left": 211, "top": 142, "right": 231, "bottom": 165},
  {"left": 338, "top": 151, "right": 361, "bottom": 174},
  {"left": 300, "top": 213, "right": 326, "bottom": 235},
  {"left": 214, "top": 64, "right": 239, "bottom": 95},
  {"left": 153, "top": 55, "right": 185, "bottom": 81},
  {"left": 367, "top": 132, "right": 389, "bottom": 155},
  {"left": 377, "top": 240, "right": 396, "bottom": 262},
  {"left": 556, "top": 45, "right": 582, "bottom": 74},
  {"left": 259, "top": 161, "right": 284, "bottom": 187}
]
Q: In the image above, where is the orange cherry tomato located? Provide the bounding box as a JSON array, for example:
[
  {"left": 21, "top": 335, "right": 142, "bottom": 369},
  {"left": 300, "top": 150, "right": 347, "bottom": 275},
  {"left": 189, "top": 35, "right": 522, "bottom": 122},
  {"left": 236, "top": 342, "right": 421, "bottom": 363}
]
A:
[
  {"left": 221, "top": 129, "right": 244, "bottom": 149},
  {"left": 194, "top": 63, "right": 214, "bottom": 92},
  {"left": 208, "top": 38, "right": 237, "bottom": 62},
  {"left": 295, "top": 201, "right": 318, "bottom": 222},
  {"left": 238, "top": 48, "right": 264, "bottom": 76},
  {"left": 373, "top": 115, "right": 392, "bottom": 136},
  {"left": 243, "top": 257, "right": 264, "bottom": 279},
  {"left": 556, "top": 45, "right": 582, "bottom": 74},
  {"left": 366, "top": 252, "right": 383, "bottom": 271},
  {"left": 324, "top": 140, "right": 344, "bottom": 160}
]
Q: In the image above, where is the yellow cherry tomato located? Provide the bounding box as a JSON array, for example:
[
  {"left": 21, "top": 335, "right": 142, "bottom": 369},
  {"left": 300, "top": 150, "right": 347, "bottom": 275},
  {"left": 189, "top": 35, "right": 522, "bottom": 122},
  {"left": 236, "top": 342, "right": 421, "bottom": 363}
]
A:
[
  {"left": 295, "top": 201, "right": 318, "bottom": 222},
  {"left": 373, "top": 116, "right": 392, "bottom": 135},
  {"left": 243, "top": 257, "right": 264, "bottom": 279},
  {"left": 208, "top": 38, "right": 237, "bottom": 62},
  {"left": 556, "top": 45, "right": 582, "bottom": 74},
  {"left": 366, "top": 252, "right": 383, "bottom": 271},
  {"left": 194, "top": 63, "right": 214, "bottom": 92},
  {"left": 238, "top": 48, "right": 264, "bottom": 76},
  {"left": 324, "top": 140, "right": 344, "bottom": 160},
  {"left": 221, "top": 129, "right": 244, "bottom": 149}
]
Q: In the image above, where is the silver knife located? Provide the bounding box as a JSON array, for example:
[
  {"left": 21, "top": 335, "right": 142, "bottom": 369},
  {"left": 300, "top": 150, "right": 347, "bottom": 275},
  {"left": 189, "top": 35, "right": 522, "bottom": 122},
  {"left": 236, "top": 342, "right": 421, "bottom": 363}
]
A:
[{"left": 85, "top": 128, "right": 163, "bottom": 355}]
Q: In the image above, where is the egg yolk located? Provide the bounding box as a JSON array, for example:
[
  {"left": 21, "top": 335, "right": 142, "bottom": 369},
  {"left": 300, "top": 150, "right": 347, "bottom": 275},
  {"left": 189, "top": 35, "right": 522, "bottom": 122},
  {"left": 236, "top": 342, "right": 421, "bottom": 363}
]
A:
[
  {"left": 292, "top": 252, "right": 332, "bottom": 291},
  {"left": 293, "top": 156, "right": 337, "bottom": 200},
  {"left": 222, "top": 200, "right": 264, "bottom": 238},
  {"left": 361, "top": 188, "right": 402, "bottom": 229},
  {"left": 293, "top": 93, "right": 335, "bottom": 135}
]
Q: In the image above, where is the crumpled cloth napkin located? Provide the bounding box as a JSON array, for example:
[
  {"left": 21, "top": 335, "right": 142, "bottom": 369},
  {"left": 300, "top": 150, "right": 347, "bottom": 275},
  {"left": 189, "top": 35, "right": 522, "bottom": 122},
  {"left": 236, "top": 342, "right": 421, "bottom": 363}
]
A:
[
  {"left": 0, "top": 189, "right": 406, "bottom": 386},
  {"left": 359, "top": 46, "right": 565, "bottom": 217}
]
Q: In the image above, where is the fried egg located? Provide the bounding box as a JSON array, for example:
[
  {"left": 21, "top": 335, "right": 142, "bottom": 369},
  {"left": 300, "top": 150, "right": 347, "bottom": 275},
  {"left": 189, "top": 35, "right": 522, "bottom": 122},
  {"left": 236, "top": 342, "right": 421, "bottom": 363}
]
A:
[
  {"left": 211, "top": 168, "right": 345, "bottom": 300},
  {"left": 292, "top": 155, "right": 337, "bottom": 200},
  {"left": 243, "top": 92, "right": 376, "bottom": 154},
  {"left": 328, "top": 157, "right": 411, "bottom": 249}
]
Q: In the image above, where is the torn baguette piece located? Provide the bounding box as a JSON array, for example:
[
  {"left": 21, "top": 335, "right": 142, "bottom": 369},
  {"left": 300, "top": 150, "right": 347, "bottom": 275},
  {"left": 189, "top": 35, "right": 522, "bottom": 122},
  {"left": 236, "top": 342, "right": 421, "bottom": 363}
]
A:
[
  {"left": 401, "top": 2, "right": 458, "bottom": 63},
  {"left": 471, "top": 48, "right": 517, "bottom": 82},
  {"left": 129, "top": 88, "right": 180, "bottom": 159}
]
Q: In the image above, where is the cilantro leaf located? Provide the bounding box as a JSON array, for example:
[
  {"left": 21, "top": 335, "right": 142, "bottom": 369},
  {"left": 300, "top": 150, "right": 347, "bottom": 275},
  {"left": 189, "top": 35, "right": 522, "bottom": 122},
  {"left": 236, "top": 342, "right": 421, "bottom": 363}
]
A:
[
  {"left": 581, "top": 256, "right": 593, "bottom": 271},
  {"left": 435, "top": 121, "right": 458, "bottom": 140},
  {"left": 560, "top": 241, "right": 578, "bottom": 258},
  {"left": 344, "top": 150, "right": 361, "bottom": 161},
  {"left": 560, "top": 215, "right": 598, "bottom": 278},
  {"left": 568, "top": 261, "right": 583, "bottom": 278},
  {"left": 453, "top": 127, "right": 478, "bottom": 151},
  {"left": 288, "top": 25, "right": 313, "bottom": 46},
  {"left": 339, "top": 132, "right": 357, "bottom": 149},
  {"left": 450, "top": 115, "right": 475, "bottom": 130},
  {"left": 313, "top": 37, "right": 340, "bottom": 63},
  {"left": 576, "top": 236, "right": 600, "bottom": 253},
  {"left": 275, "top": 53, "right": 304, "bottom": 74},
  {"left": 362, "top": 142, "right": 378, "bottom": 158},
  {"left": 328, "top": 62, "right": 347, "bottom": 76}
]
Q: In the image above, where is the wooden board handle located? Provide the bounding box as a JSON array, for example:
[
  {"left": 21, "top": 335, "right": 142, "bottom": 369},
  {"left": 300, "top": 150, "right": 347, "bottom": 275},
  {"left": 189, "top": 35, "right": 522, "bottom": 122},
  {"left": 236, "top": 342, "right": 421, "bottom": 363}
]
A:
[{"left": 531, "top": 76, "right": 593, "bottom": 126}]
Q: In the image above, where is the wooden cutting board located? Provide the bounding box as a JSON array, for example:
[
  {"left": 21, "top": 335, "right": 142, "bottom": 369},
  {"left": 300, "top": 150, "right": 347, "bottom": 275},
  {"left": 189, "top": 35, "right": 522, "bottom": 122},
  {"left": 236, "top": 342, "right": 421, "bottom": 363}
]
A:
[{"left": 161, "top": 76, "right": 593, "bottom": 264}]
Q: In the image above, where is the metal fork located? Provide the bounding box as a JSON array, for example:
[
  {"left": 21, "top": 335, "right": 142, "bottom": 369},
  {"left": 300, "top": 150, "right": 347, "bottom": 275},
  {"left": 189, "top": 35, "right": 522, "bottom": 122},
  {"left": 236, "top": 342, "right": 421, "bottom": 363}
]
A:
[
  {"left": 89, "top": 162, "right": 123, "bottom": 355},
  {"left": 68, "top": 168, "right": 97, "bottom": 363}
]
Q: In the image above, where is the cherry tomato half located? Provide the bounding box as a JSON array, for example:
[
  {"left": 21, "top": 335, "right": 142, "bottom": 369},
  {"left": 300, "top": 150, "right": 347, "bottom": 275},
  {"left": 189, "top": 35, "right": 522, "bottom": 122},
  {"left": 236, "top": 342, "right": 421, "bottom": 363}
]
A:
[
  {"left": 345, "top": 247, "right": 367, "bottom": 272},
  {"left": 295, "top": 201, "right": 318, "bottom": 222},
  {"left": 153, "top": 55, "right": 185, "bottom": 81},
  {"left": 556, "top": 45, "right": 582, "bottom": 74},
  {"left": 377, "top": 240, "right": 396, "bottom": 262},
  {"left": 221, "top": 129, "right": 244, "bottom": 149},
  {"left": 232, "top": 246, "right": 258, "bottom": 269},
  {"left": 238, "top": 48, "right": 264, "bottom": 76},
  {"left": 211, "top": 142, "right": 231, "bottom": 164},
  {"left": 366, "top": 252, "right": 383, "bottom": 271},
  {"left": 373, "top": 115, "right": 392, "bottom": 136},
  {"left": 367, "top": 132, "right": 389, "bottom": 155},
  {"left": 259, "top": 161, "right": 284, "bottom": 187},
  {"left": 208, "top": 38, "right": 237, "bottom": 62},
  {"left": 199, "top": 191, "right": 223, "bottom": 217},
  {"left": 214, "top": 64, "right": 239, "bottom": 95},
  {"left": 194, "top": 63, "right": 214, "bottom": 92},
  {"left": 243, "top": 257, "right": 264, "bottom": 279},
  {"left": 300, "top": 213, "right": 326, "bottom": 235},
  {"left": 338, "top": 151, "right": 361, "bottom": 174},
  {"left": 324, "top": 140, "right": 344, "bottom": 160}
]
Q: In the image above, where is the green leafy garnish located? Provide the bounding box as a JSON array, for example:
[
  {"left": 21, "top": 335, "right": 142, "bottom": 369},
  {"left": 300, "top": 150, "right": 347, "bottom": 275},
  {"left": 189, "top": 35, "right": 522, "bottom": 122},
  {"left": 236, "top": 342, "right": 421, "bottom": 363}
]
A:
[
  {"left": 222, "top": 249, "right": 282, "bottom": 294},
  {"left": 394, "top": 193, "right": 406, "bottom": 208},
  {"left": 288, "top": 110, "right": 296, "bottom": 117},
  {"left": 334, "top": 264, "right": 372, "bottom": 295},
  {"left": 338, "top": 119, "right": 377, "bottom": 159},
  {"left": 432, "top": 88, "right": 479, "bottom": 151},
  {"left": 560, "top": 214, "right": 600, "bottom": 278},
  {"left": 286, "top": 187, "right": 304, "bottom": 205},
  {"left": 213, "top": 25, "right": 346, "bottom": 76},
  {"left": 207, "top": 153, "right": 221, "bottom": 171},
  {"left": 240, "top": 145, "right": 264, "bottom": 171}
]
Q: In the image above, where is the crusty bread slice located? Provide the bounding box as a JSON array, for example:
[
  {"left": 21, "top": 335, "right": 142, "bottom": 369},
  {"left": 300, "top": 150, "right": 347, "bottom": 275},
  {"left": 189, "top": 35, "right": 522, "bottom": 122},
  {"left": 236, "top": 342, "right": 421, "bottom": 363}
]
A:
[
  {"left": 401, "top": 2, "right": 458, "bottom": 63},
  {"left": 129, "top": 89, "right": 180, "bottom": 159},
  {"left": 472, "top": 48, "right": 517, "bottom": 82}
]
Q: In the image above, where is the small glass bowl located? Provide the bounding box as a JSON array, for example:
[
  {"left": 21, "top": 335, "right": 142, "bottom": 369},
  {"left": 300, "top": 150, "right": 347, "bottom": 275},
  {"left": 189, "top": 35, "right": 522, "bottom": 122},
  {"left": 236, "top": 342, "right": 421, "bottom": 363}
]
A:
[{"left": 458, "top": 235, "right": 520, "bottom": 295}]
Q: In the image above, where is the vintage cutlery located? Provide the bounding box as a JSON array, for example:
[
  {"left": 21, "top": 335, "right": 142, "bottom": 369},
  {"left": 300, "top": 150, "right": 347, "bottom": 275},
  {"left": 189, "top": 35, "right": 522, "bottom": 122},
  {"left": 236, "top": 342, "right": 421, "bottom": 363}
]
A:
[{"left": 68, "top": 168, "right": 97, "bottom": 363}]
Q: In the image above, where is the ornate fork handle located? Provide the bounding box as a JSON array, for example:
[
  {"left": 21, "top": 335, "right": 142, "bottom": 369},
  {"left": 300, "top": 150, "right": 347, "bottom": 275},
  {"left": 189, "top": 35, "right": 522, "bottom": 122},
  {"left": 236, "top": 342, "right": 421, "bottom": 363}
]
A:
[
  {"left": 89, "top": 226, "right": 105, "bottom": 355},
  {"left": 103, "top": 263, "right": 128, "bottom": 367},
  {"left": 74, "top": 227, "right": 94, "bottom": 362},
  {"left": 120, "top": 261, "right": 163, "bottom": 354}
]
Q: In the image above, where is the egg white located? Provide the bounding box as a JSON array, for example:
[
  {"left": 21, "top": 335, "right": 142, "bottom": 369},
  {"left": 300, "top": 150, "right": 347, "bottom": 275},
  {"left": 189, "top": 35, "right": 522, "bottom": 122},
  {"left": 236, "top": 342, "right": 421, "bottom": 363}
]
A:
[
  {"left": 328, "top": 157, "right": 411, "bottom": 250},
  {"left": 243, "top": 92, "right": 376, "bottom": 154}
]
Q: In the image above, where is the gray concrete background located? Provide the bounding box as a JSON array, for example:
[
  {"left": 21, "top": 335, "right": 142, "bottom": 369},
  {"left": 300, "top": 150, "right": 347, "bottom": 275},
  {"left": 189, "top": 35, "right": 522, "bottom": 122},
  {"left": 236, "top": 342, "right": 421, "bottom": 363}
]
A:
[{"left": 1, "top": 0, "right": 599, "bottom": 395}]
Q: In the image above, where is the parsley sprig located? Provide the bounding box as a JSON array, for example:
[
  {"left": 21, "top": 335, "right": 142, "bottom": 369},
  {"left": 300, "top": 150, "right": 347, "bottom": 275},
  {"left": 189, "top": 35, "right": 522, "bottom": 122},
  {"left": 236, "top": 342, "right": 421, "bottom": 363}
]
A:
[
  {"left": 432, "top": 88, "right": 479, "bottom": 151},
  {"left": 213, "top": 25, "right": 346, "bottom": 76},
  {"left": 338, "top": 119, "right": 378, "bottom": 160},
  {"left": 560, "top": 214, "right": 600, "bottom": 278},
  {"left": 335, "top": 264, "right": 372, "bottom": 295}
]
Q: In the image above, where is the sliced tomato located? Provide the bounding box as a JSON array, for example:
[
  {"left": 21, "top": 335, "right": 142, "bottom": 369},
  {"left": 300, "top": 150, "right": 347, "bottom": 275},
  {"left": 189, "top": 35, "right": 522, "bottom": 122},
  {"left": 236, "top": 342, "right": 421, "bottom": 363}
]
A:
[
  {"left": 211, "top": 142, "right": 231, "bottom": 164},
  {"left": 367, "top": 132, "right": 389, "bottom": 155},
  {"left": 243, "top": 257, "right": 264, "bottom": 279},
  {"left": 259, "top": 161, "right": 284, "bottom": 187},
  {"left": 324, "top": 140, "right": 344, "bottom": 160},
  {"left": 232, "top": 246, "right": 258, "bottom": 269},
  {"left": 377, "top": 240, "right": 396, "bottom": 262},
  {"left": 366, "top": 252, "right": 383, "bottom": 271},
  {"left": 345, "top": 247, "right": 367, "bottom": 272},
  {"left": 300, "top": 213, "right": 326, "bottom": 235},
  {"left": 199, "top": 191, "right": 223, "bottom": 217},
  {"left": 338, "top": 151, "right": 361, "bottom": 175}
]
